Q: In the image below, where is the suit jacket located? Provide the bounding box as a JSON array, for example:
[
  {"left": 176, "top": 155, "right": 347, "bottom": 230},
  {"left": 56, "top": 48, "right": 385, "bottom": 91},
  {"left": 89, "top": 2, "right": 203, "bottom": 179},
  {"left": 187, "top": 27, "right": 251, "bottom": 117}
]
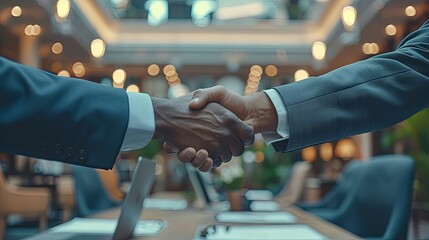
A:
[
  {"left": 272, "top": 20, "right": 429, "bottom": 152},
  {"left": 0, "top": 57, "right": 129, "bottom": 169}
]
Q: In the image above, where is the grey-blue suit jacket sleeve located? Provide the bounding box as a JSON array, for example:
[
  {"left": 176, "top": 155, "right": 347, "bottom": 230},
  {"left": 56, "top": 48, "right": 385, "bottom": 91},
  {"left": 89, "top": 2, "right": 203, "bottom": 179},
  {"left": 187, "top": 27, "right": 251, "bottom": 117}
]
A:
[
  {"left": 0, "top": 57, "right": 129, "bottom": 169},
  {"left": 272, "top": 20, "right": 429, "bottom": 152}
]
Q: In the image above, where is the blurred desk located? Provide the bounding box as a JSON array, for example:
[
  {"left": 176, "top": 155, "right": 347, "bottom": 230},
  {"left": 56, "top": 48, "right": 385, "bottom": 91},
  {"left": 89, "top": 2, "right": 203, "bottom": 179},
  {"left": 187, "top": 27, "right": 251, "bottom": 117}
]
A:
[
  {"left": 30, "top": 192, "right": 361, "bottom": 240},
  {"left": 90, "top": 205, "right": 360, "bottom": 240}
]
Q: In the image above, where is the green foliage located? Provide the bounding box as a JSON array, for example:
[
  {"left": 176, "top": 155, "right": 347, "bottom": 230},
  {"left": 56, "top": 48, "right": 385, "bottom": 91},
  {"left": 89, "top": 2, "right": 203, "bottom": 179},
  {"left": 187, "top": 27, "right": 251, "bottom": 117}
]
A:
[
  {"left": 250, "top": 142, "right": 293, "bottom": 193},
  {"left": 137, "top": 140, "right": 162, "bottom": 159},
  {"left": 381, "top": 109, "right": 429, "bottom": 201},
  {"left": 222, "top": 175, "right": 245, "bottom": 191}
]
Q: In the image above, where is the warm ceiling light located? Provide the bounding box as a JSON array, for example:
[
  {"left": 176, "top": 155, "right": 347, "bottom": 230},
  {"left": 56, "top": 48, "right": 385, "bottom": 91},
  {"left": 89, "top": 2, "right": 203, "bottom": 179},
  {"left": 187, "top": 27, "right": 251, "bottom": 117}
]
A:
[
  {"left": 385, "top": 24, "right": 397, "bottom": 36},
  {"left": 250, "top": 65, "right": 263, "bottom": 74},
  {"left": 265, "top": 65, "right": 277, "bottom": 77},
  {"left": 126, "top": 84, "right": 140, "bottom": 93},
  {"left": 405, "top": 6, "right": 416, "bottom": 17},
  {"left": 302, "top": 146, "right": 317, "bottom": 162},
  {"left": 24, "top": 25, "right": 32, "bottom": 36},
  {"left": 294, "top": 69, "right": 309, "bottom": 82},
  {"left": 57, "top": 70, "right": 70, "bottom": 77},
  {"left": 11, "top": 6, "right": 22, "bottom": 17},
  {"left": 312, "top": 41, "right": 327, "bottom": 60},
  {"left": 163, "top": 65, "right": 176, "bottom": 75},
  {"left": 52, "top": 42, "right": 63, "bottom": 54},
  {"left": 113, "top": 69, "right": 127, "bottom": 84},
  {"left": 72, "top": 62, "right": 85, "bottom": 77},
  {"left": 113, "top": 82, "right": 124, "bottom": 89},
  {"left": 90, "top": 39, "right": 106, "bottom": 58},
  {"left": 341, "top": 6, "right": 357, "bottom": 31},
  {"left": 362, "top": 43, "right": 371, "bottom": 54},
  {"left": 167, "top": 74, "right": 179, "bottom": 82},
  {"left": 165, "top": 70, "right": 177, "bottom": 78},
  {"left": 320, "top": 143, "right": 333, "bottom": 161},
  {"left": 250, "top": 70, "right": 262, "bottom": 77},
  {"left": 57, "top": 0, "right": 71, "bottom": 19},
  {"left": 147, "top": 64, "right": 160, "bottom": 76},
  {"left": 248, "top": 76, "right": 260, "bottom": 83},
  {"left": 254, "top": 151, "right": 265, "bottom": 163},
  {"left": 24, "top": 25, "right": 42, "bottom": 36},
  {"left": 362, "top": 43, "right": 379, "bottom": 55},
  {"left": 335, "top": 139, "right": 357, "bottom": 160},
  {"left": 31, "top": 25, "right": 41, "bottom": 36},
  {"left": 371, "top": 43, "right": 379, "bottom": 54}
]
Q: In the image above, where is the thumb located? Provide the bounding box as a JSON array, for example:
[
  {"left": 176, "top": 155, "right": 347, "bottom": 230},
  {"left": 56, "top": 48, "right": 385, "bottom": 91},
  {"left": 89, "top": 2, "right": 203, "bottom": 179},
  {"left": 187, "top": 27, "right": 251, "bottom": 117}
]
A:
[
  {"left": 189, "top": 86, "right": 228, "bottom": 110},
  {"left": 163, "top": 142, "right": 180, "bottom": 154}
]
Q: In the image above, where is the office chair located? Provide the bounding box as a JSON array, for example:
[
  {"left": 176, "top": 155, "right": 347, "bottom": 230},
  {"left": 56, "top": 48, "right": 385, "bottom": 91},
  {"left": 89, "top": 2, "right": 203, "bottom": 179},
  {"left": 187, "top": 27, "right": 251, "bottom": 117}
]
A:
[
  {"left": 0, "top": 164, "right": 50, "bottom": 239},
  {"left": 72, "top": 165, "right": 122, "bottom": 217},
  {"left": 246, "top": 161, "right": 310, "bottom": 212},
  {"left": 275, "top": 161, "right": 311, "bottom": 206},
  {"left": 306, "top": 155, "right": 414, "bottom": 240},
  {"left": 295, "top": 160, "right": 361, "bottom": 213},
  {"left": 96, "top": 168, "right": 125, "bottom": 201}
]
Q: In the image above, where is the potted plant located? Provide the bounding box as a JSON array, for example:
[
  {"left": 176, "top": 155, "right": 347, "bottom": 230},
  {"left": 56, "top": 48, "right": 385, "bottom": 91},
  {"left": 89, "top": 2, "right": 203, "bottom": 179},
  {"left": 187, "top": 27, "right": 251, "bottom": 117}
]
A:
[{"left": 216, "top": 158, "right": 245, "bottom": 211}]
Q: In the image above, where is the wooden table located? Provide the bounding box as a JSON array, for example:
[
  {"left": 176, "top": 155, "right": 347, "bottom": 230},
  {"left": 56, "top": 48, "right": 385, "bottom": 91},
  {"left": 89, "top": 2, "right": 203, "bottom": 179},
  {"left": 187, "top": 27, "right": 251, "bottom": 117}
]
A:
[
  {"left": 133, "top": 191, "right": 361, "bottom": 239},
  {"left": 93, "top": 204, "right": 361, "bottom": 239},
  {"left": 29, "top": 191, "right": 361, "bottom": 239}
]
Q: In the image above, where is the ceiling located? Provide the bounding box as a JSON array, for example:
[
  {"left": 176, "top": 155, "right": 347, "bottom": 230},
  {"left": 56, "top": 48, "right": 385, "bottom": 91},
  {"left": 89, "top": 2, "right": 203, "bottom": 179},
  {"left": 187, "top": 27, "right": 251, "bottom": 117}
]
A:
[{"left": 0, "top": 0, "right": 425, "bottom": 77}]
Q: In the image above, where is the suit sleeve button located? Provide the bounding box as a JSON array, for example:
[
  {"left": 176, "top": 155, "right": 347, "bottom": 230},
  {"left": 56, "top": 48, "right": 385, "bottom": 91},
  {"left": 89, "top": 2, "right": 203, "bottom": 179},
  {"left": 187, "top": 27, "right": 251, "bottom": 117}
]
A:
[
  {"left": 41, "top": 141, "right": 49, "bottom": 153},
  {"left": 54, "top": 144, "right": 63, "bottom": 155},
  {"left": 65, "top": 147, "right": 75, "bottom": 159},
  {"left": 78, "top": 150, "right": 87, "bottom": 162}
]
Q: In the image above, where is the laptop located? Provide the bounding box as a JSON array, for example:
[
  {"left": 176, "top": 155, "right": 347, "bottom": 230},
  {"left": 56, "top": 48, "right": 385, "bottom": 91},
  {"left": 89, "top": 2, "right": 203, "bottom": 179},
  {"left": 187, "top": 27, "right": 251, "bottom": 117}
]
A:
[
  {"left": 25, "top": 157, "right": 165, "bottom": 240},
  {"left": 185, "top": 164, "right": 228, "bottom": 211}
]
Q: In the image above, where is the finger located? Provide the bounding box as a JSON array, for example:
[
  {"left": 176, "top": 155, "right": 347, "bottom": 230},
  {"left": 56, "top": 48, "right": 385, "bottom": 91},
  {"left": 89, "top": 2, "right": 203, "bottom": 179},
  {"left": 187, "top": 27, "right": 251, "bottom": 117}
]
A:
[
  {"left": 217, "top": 148, "right": 232, "bottom": 163},
  {"left": 199, "top": 157, "right": 213, "bottom": 172},
  {"left": 229, "top": 135, "right": 245, "bottom": 157},
  {"left": 211, "top": 154, "right": 223, "bottom": 168},
  {"left": 163, "top": 142, "right": 180, "bottom": 154},
  {"left": 235, "top": 121, "right": 255, "bottom": 146},
  {"left": 178, "top": 148, "right": 197, "bottom": 163},
  {"left": 190, "top": 150, "right": 209, "bottom": 168}
]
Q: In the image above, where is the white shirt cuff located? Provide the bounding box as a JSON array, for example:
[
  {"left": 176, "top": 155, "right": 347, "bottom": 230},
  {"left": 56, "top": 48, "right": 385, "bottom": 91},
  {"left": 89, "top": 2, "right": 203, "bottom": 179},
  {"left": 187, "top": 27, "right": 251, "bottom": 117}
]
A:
[
  {"left": 121, "top": 92, "right": 155, "bottom": 151},
  {"left": 261, "top": 89, "right": 290, "bottom": 144}
]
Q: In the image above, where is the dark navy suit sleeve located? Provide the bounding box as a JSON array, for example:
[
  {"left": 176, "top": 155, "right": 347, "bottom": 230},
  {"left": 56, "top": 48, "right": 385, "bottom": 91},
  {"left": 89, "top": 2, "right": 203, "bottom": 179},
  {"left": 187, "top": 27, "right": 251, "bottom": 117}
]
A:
[
  {"left": 0, "top": 57, "right": 129, "bottom": 169},
  {"left": 272, "top": 20, "right": 429, "bottom": 152}
]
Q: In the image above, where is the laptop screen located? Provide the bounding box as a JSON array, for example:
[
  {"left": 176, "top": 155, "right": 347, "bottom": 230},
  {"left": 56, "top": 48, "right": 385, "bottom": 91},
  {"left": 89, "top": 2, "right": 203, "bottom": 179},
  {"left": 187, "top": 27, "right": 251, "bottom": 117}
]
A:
[
  {"left": 186, "top": 164, "right": 220, "bottom": 206},
  {"left": 112, "top": 157, "right": 156, "bottom": 240}
]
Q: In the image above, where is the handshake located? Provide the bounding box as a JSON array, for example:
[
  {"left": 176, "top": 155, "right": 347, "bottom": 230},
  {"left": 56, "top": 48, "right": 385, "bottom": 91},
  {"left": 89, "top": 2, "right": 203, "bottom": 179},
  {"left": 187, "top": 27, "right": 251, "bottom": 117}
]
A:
[{"left": 151, "top": 86, "right": 278, "bottom": 172}]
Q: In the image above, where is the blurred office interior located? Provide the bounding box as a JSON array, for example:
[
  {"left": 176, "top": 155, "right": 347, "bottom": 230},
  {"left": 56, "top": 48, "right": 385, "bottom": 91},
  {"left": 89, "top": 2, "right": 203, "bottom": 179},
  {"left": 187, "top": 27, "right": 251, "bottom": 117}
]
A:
[{"left": 0, "top": 0, "right": 429, "bottom": 239}]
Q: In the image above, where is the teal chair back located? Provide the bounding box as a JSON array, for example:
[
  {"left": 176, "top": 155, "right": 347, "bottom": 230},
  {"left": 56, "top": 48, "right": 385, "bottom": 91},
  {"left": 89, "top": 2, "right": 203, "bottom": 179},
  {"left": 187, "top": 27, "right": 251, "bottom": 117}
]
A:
[
  {"left": 317, "top": 155, "right": 415, "bottom": 240},
  {"left": 72, "top": 165, "right": 122, "bottom": 217},
  {"left": 296, "top": 160, "right": 361, "bottom": 211}
]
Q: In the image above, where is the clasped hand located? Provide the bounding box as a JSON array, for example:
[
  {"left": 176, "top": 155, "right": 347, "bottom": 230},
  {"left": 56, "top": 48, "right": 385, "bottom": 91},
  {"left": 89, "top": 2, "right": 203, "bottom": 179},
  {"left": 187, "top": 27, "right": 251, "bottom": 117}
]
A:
[{"left": 155, "top": 86, "right": 277, "bottom": 172}]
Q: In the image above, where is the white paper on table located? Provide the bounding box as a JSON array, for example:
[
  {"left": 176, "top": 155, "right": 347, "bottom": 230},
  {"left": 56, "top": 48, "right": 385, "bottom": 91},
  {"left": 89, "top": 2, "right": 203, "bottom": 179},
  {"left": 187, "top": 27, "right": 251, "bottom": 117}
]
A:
[
  {"left": 50, "top": 218, "right": 165, "bottom": 235},
  {"left": 194, "top": 224, "right": 327, "bottom": 240},
  {"left": 250, "top": 200, "right": 280, "bottom": 212},
  {"left": 143, "top": 197, "right": 188, "bottom": 210},
  {"left": 245, "top": 190, "right": 274, "bottom": 201},
  {"left": 216, "top": 211, "right": 296, "bottom": 223}
]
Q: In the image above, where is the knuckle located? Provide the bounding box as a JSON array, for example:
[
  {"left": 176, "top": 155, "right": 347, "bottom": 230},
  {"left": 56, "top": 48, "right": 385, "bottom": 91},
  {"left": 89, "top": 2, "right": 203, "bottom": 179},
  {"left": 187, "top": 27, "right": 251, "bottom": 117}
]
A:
[
  {"left": 214, "top": 85, "right": 225, "bottom": 91},
  {"left": 193, "top": 89, "right": 202, "bottom": 96}
]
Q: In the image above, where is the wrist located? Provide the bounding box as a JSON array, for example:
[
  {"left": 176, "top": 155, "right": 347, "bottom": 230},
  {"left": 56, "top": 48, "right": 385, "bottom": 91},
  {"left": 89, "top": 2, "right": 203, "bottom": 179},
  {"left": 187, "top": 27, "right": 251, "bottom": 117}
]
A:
[
  {"left": 244, "top": 92, "right": 278, "bottom": 133},
  {"left": 151, "top": 97, "right": 170, "bottom": 141}
]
